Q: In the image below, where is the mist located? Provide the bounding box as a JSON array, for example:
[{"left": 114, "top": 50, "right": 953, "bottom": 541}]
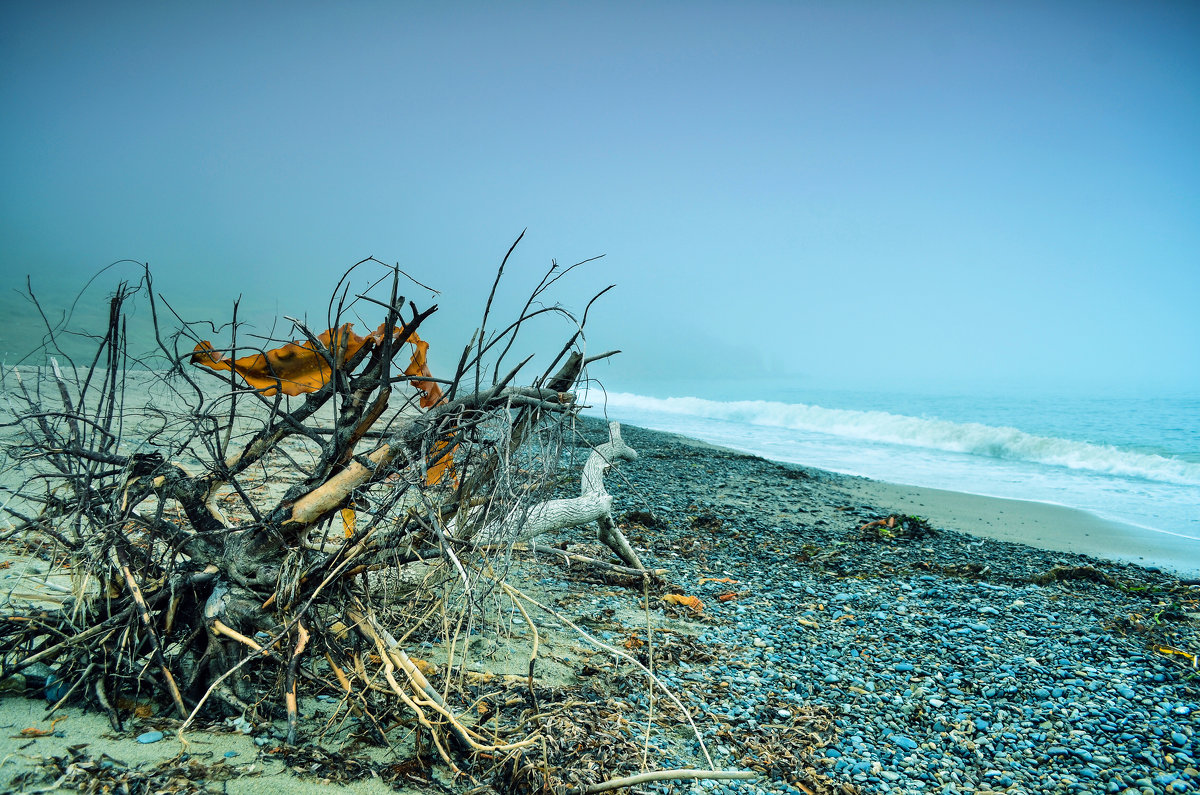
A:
[{"left": 2, "top": 2, "right": 1197, "bottom": 397}]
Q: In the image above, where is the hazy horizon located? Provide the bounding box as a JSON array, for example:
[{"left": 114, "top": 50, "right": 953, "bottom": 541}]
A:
[{"left": 2, "top": 2, "right": 1197, "bottom": 397}]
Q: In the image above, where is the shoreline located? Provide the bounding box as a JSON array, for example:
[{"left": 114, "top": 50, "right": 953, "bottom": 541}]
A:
[
  {"left": 0, "top": 417, "right": 1196, "bottom": 794},
  {"left": 851, "top": 479, "right": 1200, "bottom": 579},
  {"left": 634, "top": 423, "right": 1200, "bottom": 579}
]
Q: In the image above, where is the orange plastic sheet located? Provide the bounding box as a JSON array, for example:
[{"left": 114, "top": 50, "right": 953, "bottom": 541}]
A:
[
  {"left": 192, "top": 323, "right": 444, "bottom": 408},
  {"left": 662, "top": 594, "right": 704, "bottom": 612},
  {"left": 192, "top": 322, "right": 455, "bottom": 485},
  {"left": 403, "top": 335, "right": 443, "bottom": 408},
  {"left": 340, "top": 508, "right": 356, "bottom": 539},
  {"left": 426, "top": 440, "right": 456, "bottom": 486},
  {"left": 192, "top": 323, "right": 408, "bottom": 397}
]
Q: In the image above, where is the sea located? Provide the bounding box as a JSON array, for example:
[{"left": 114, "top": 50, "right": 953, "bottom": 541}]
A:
[{"left": 581, "top": 379, "right": 1200, "bottom": 562}]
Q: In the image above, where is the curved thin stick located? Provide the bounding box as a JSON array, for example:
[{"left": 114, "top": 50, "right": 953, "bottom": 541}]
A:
[{"left": 579, "top": 768, "right": 756, "bottom": 794}]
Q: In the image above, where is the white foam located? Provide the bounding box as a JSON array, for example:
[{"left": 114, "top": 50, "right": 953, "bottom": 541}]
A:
[{"left": 599, "top": 392, "right": 1200, "bottom": 487}]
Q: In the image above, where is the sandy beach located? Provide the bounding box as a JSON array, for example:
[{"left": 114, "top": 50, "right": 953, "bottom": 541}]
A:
[
  {"left": 0, "top": 417, "right": 1196, "bottom": 794},
  {"left": 851, "top": 480, "right": 1199, "bottom": 579}
]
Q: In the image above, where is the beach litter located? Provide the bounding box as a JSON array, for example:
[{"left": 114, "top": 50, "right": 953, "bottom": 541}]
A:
[{"left": 662, "top": 593, "right": 705, "bottom": 612}]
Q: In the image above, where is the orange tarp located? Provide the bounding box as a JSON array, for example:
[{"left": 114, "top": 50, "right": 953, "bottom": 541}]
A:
[
  {"left": 191, "top": 322, "right": 443, "bottom": 407},
  {"left": 192, "top": 321, "right": 455, "bottom": 486},
  {"left": 403, "top": 335, "right": 443, "bottom": 408},
  {"left": 191, "top": 323, "right": 401, "bottom": 397},
  {"left": 662, "top": 594, "right": 704, "bottom": 612}
]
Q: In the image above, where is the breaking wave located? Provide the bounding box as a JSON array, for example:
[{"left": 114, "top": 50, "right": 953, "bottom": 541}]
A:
[{"left": 601, "top": 392, "right": 1200, "bottom": 486}]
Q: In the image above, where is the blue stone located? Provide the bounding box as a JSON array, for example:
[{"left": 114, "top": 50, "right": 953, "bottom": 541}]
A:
[
  {"left": 43, "top": 673, "right": 69, "bottom": 703},
  {"left": 137, "top": 730, "right": 165, "bottom": 744},
  {"left": 895, "top": 663, "right": 915, "bottom": 672},
  {"left": 892, "top": 735, "right": 918, "bottom": 751}
]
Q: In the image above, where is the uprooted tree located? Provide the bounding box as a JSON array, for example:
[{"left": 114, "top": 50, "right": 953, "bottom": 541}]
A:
[{"left": 0, "top": 242, "right": 738, "bottom": 791}]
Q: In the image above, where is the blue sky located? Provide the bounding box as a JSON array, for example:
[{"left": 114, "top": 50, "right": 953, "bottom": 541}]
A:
[{"left": 2, "top": 1, "right": 1197, "bottom": 395}]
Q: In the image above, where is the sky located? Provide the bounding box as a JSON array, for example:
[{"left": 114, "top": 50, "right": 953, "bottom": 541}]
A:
[{"left": 1, "top": 1, "right": 1198, "bottom": 397}]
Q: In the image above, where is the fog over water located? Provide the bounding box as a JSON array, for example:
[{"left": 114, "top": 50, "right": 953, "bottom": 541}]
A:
[{"left": 2, "top": 3, "right": 1197, "bottom": 398}]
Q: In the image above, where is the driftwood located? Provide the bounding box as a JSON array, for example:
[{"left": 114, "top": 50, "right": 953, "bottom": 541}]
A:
[
  {"left": 469, "top": 421, "right": 644, "bottom": 569},
  {"left": 512, "top": 543, "right": 667, "bottom": 579},
  {"left": 0, "top": 246, "right": 745, "bottom": 791}
]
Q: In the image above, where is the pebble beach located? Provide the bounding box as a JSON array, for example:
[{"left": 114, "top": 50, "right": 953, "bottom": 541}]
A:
[
  {"left": 551, "top": 418, "right": 1199, "bottom": 795},
  {"left": 0, "top": 417, "right": 1196, "bottom": 795}
]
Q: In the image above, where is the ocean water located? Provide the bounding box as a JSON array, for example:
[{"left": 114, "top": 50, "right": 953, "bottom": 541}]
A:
[{"left": 581, "top": 380, "right": 1200, "bottom": 553}]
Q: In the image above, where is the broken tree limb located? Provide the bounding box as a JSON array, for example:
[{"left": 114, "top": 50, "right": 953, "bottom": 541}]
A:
[
  {"left": 285, "top": 621, "right": 310, "bottom": 744},
  {"left": 467, "top": 421, "right": 644, "bottom": 569},
  {"left": 508, "top": 543, "right": 666, "bottom": 578},
  {"left": 283, "top": 385, "right": 575, "bottom": 530},
  {"left": 115, "top": 547, "right": 188, "bottom": 719},
  {"left": 577, "top": 769, "right": 756, "bottom": 795},
  {"left": 585, "top": 422, "right": 644, "bottom": 569}
]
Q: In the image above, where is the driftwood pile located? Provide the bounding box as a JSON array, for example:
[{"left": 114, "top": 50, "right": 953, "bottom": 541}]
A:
[{"left": 0, "top": 247, "right": 747, "bottom": 792}]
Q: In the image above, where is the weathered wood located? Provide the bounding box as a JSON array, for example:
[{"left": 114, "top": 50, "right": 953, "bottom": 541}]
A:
[
  {"left": 467, "top": 422, "right": 645, "bottom": 569},
  {"left": 0, "top": 247, "right": 668, "bottom": 788}
]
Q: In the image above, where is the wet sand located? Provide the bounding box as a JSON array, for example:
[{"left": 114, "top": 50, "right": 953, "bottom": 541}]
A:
[
  {"left": 851, "top": 480, "right": 1200, "bottom": 578},
  {"left": 659, "top": 426, "right": 1200, "bottom": 578}
]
